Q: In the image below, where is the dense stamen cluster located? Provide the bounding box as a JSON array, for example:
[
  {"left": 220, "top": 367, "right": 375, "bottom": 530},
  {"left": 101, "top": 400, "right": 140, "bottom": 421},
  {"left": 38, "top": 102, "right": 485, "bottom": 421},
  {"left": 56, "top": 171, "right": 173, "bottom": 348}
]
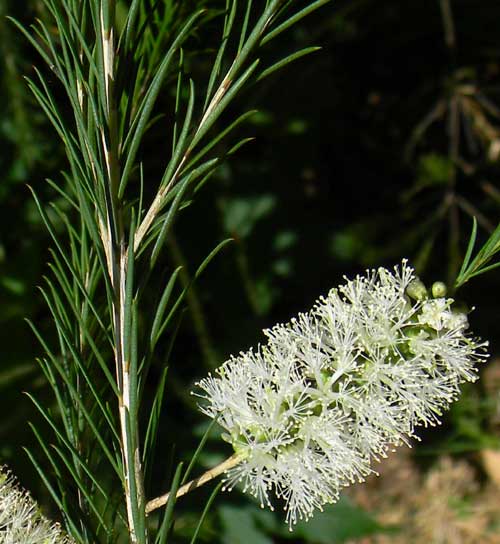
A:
[
  {"left": 0, "top": 466, "right": 74, "bottom": 543},
  {"left": 195, "top": 261, "right": 488, "bottom": 528}
]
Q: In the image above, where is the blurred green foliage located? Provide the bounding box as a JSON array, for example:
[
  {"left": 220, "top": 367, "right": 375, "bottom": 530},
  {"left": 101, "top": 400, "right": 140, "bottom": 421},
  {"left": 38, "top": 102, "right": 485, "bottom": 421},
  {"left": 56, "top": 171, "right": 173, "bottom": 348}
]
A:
[
  {"left": 1, "top": 0, "right": 499, "bottom": 541},
  {"left": 217, "top": 498, "right": 384, "bottom": 544},
  {"left": 0, "top": 0, "right": 62, "bottom": 484}
]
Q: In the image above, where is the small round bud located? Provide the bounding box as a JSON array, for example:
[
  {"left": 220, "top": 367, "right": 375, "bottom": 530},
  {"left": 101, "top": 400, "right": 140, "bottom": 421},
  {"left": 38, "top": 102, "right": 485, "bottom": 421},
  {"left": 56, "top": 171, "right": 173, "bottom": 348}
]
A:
[
  {"left": 406, "top": 279, "right": 427, "bottom": 301},
  {"left": 431, "top": 281, "right": 447, "bottom": 298}
]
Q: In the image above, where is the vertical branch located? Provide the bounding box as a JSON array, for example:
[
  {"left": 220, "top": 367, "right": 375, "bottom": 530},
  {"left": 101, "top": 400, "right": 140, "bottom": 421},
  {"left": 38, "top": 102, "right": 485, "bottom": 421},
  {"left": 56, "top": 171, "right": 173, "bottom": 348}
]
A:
[
  {"left": 99, "top": 2, "right": 145, "bottom": 542},
  {"left": 17, "top": 0, "right": 335, "bottom": 540}
]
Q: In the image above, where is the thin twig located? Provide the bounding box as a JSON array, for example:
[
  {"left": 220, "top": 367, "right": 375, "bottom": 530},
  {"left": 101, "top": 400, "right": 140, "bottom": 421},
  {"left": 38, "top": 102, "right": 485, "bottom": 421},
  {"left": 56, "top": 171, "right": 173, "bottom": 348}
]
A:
[
  {"left": 455, "top": 195, "right": 495, "bottom": 233},
  {"left": 481, "top": 180, "right": 500, "bottom": 205},
  {"left": 145, "top": 452, "right": 245, "bottom": 514},
  {"left": 439, "top": 0, "right": 456, "bottom": 51},
  {"left": 132, "top": 1, "right": 282, "bottom": 255}
]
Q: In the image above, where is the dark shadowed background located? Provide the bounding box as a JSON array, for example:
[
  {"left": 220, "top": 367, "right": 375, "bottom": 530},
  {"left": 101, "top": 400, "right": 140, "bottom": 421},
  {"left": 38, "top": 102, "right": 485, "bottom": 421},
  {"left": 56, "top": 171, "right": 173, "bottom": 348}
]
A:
[{"left": 1, "top": 1, "right": 499, "bottom": 542}]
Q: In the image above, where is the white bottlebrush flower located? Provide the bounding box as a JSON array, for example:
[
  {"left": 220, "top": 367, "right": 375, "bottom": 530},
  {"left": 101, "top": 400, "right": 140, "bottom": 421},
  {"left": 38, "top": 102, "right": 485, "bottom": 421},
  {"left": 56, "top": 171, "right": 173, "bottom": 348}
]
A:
[
  {"left": 0, "top": 465, "right": 74, "bottom": 544},
  {"left": 195, "top": 260, "right": 488, "bottom": 529}
]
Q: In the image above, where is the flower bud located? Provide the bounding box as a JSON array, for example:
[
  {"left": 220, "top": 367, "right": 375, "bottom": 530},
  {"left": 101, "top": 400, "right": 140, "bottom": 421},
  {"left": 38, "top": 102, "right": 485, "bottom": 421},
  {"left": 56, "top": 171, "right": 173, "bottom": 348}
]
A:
[
  {"left": 432, "top": 281, "right": 447, "bottom": 298},
  {"left": 406, "top": 278, "right": 427, "bottom": 300}
]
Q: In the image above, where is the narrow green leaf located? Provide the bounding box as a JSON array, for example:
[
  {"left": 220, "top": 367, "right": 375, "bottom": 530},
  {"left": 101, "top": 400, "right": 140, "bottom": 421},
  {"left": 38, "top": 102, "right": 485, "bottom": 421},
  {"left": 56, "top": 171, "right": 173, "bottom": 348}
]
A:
[
  {"left": 261, "top": 0, "right": 332, "bottom": 45},
  {"left": 143, "top": 364, "right": 169, "bottom": 469},
  {"left": 190, "top": 59, "right": 260, "bottom": 150},
  {"left": 203, "top": 0, "right": 238, "bottom": 111},
  {"left": 50, "top": 444, "right": 109, "bottom": 532},
  {"left": 28, "top": 422, "right": 65, "bottom": 498},
  {"left": 28, "top": 422, "right": 98, "bottom": 544},
  {"left": 164, "top": 78, "right": 197, "bottom": 190},
  {"left": 181, "top": 418, "right": 219, "bottom": 485},
  {"left": 469, "top": 260, "right": 500, "bottom": 278},
  {"left": 456, "top": 219, "right": 500, "bottom": 288},
  {"left": 38, "top": 281, "right": 119, "bottom": 437},
  {"left": 120, "top": 11, "right": 206, "bottom": 196},
  {"left": 48, "top": 261, "right": 118, "bottom": 399},
  {"left": 189, "top": 482, "right": 223, "bottom": 544},
  {"left": 143, "top": 314, "right": 184, "bottom": 492},
  {"left": 182, "top": 110, "right": 257, "bottom": 174},
  {"left": 28, "top": 395, "right": 112, "bottom": 507},
  {"left": 123, "top": 214, "right": 137, "bottom": 371},
  {"left": 456, "top": 217, "right": 477, "bottom": 287},
  {"left": 46, "top": 178, "right": 78, "bottom": 210},
  {"left": 193, "top": 168, "right": 219, "bottom": 196},
  {"left": 150, "top": 266, "right": 182, "bottom": 348},
  {"left": 121, "top": 0, "right": 142, "bottom": 48},
  {"left": 51, "top": 0, "right": 100, "bottom": 84},
  {"left": 7, "top": 17, "right": 54, "bottom": 68},
  {"left": 30, "top": 188, "right": 110, "bottom": 337},
  {"left": 150, "top": 174, "right": 193, "bottom": 269},
  {"left": 194, "top": 238, "right": 234, "bottom": 280},
  {"left": 172, "top": 48, "right": 185, "bottom": 151},
  {"left": 24, "top": 447, "right": 84, "bottom": 541},
  {"left": 150, "top": 160, "right": 220, "bottom": 269},
  {"left": 25, "top": 324, "right": 75, "bottom": 444},
  {"left": 27, "top": 320, "right": 122, "bottom": 478},
  {"left": 155, "top": 462, "right": 184, "bottom": 544},
  {"left": 152, "top": 157, "right": 220, "bottom": 221},
  {"left": 238, "top": 0, "right": 254, "bottom": 53},
  {"left": 257, "top": 46, "right": 321, "bottom": 81},
  {"left": 227, "top": 136, "right": 255, "bottom": 155},
  {"left": 157, "top": 239, "right": 233, "bottom": 339}
]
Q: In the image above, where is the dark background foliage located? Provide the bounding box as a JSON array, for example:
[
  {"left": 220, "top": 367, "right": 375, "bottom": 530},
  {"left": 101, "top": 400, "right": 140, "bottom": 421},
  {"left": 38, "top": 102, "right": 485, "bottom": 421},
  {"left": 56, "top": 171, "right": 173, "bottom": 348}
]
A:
[{"left": 1, "top": 1, "right": 499, "bottom": 541}]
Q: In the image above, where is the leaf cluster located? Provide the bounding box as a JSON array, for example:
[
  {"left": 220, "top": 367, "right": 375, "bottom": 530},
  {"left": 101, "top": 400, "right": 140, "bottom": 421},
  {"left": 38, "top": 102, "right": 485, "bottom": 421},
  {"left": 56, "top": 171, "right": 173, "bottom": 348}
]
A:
[
  {"left": 9, "top": 1, "right": 332, "bottom": 542},
  {"left": 455, "top": 218, "right": 500, "bottom": 288}
]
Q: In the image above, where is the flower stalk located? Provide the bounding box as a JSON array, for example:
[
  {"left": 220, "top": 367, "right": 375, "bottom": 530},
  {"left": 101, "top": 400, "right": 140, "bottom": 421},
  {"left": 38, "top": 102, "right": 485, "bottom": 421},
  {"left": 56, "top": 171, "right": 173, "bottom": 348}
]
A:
[{"left": 145, "top": 452, "right": 245, "bottom": 514}]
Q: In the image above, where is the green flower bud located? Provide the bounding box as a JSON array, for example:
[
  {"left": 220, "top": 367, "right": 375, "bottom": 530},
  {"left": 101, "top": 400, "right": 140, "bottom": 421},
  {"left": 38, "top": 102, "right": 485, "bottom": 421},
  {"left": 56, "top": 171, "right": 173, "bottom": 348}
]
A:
[
  {"left": 431, "top": 281, "right": 447, "bottom": 298},
  {"left": 406, "top": 278, "right": 427, "bottom": 301}
]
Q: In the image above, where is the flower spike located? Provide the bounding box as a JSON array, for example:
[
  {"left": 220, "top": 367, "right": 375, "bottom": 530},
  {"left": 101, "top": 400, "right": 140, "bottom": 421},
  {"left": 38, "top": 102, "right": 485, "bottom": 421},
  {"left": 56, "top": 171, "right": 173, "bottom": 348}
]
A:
[
  {"left": 0, "top": 465, "right": 74, "bottom": 543},
  {"left": 195, "top": 260, "right": 488, "bottom": 528}
]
